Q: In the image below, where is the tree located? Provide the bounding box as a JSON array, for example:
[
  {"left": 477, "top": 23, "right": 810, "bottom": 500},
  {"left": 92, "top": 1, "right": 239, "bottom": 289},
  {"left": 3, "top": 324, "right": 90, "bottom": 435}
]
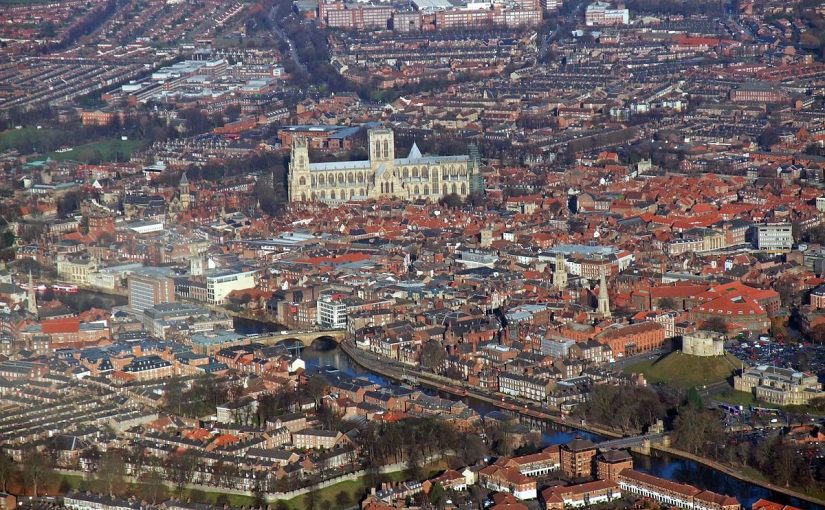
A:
[
  {"left": 758, "top": 125, "right": 780, "bottom": 149},
  {"left": 305, "top": 486, "right": 321, "bottom": 510},
  {"left": 22, "top": 449, "right": 50, "bottom": 497},
  {"left": 775, "top": 280, "right": 800, "bottom": 308},
  {"left": 275, "top": 501, "right": 290, "bottom": 510},
  {"left": 429, "top": 483, "right": 446, "bottom": 510},
  {"left": 465, "top": 192, "right": 485, "bottom": 208},
  {"left": 469, "top": 485, "right": 486, "bottom": 510},
  {"left": 130, "top": 442, "right": 147, "bottom": 478},
  {"left": 335, "top": 490, "right": 351, "bottom": 506},
  {"left": 98, "top": 450, "right": 127, "bottom": 497},
  {"left": 811, "top": 323, "right": 825, "bottom": 344},
  {"left": 671, "top": 405, "right": 724, "bottom": 456},
  {"left": 421, "top": 340, "right": 446, "bottom": 371},
  {"left": 57, "top": 190, "right": 85, "bottom": 217},
  {"left": 439, "top": 193, "right": 463, "bottom": 209},
  {"left": 252, "top": 483, "right": 266, "bottom": 509},
  {"left": 307, "top": 375, "right": 329, "bottom": 407},
  {"left": 406, "top": 446, "right": 424, "bottom": 480},
  {"left": 140, "top": 470, "right": 166, "bottom": 505},
  {"left": 686, "top": 387, "right": 704, "bottom": 410},
  {"left": 657, "top": 296, "right": 678, "bottom": 310},
  {"left": 805, "top": 223, "right": 825, "bottom": 245},
  {"left": 456, "top": 433, "right": 488, "bottom": 466},
  {"left": 702, "top": 316, "right": 728, "bottom": 334},
  {"left": 167, "top": 451, "right": 197, "bottom": 495},
  {"left": 485, "top": 420, "right": 515, "bottom": 457},
  {"left": 0, "top": 452, "right": 13, "bottom": 492}
]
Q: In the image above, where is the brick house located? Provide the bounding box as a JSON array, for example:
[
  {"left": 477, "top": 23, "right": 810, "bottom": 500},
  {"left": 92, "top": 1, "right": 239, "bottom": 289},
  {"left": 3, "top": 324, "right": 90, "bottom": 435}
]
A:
[
  {"left": 559, "top": 438, "right": 597, "bottom": 479},
  {"left": 594, "top": 322, "right": 665, "bottom": 357}
]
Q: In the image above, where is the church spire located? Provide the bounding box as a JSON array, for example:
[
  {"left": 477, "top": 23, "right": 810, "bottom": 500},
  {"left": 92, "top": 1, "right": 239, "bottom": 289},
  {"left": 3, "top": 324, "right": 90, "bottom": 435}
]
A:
[
  {"left": 598, "top": 267, "right": 611, "bottom": 318},
  {"left": 27, "top": 270, "right": 38, "bottom": 317}
]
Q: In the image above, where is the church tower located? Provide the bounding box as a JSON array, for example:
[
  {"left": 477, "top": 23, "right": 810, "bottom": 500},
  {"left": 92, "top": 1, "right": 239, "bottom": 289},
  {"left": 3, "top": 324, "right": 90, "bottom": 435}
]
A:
[
  {"left": 178, "top": 171, "right": 191, "bottom": 210},
  {"left": 190, "top": 256, "right": 204, "bottom": 277},
  {"left": 289, "top": 137, "right": 310, "bottom": 202},
  {"left": 554, "top": 253, "right": 567, "bottom": 290},
  {"left": 597, "top": 268, "right": 611, "bottom": 318},
  {"left": 468, "top": 143, "right": 484, "bottom": 195},
  {"left": 369, "top": 128, "right": 395, "bottom": 163},
  {"left": 26, "top": 270, "right": 38, "bottom": 317}
]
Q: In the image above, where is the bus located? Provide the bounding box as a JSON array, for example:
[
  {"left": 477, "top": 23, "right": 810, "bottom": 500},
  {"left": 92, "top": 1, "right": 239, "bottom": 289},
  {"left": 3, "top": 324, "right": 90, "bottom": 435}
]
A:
[
  {"left": 718, "top": 403, "right": 744, "bottom": 414},
  {"left": 52, "top": 283, "right": 79, "bottom": 293},
  {"left": 751, "top": 406, "right": 780, "bottom": 415}
]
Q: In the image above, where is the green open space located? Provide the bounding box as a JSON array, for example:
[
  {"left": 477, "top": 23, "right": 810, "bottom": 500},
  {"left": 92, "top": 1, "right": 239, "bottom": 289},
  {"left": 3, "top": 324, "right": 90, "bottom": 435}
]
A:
[
  {"left": 44, "top": 463, "right": 447, "bottom": 510},
  {"left": 0, "top": 0, "right": 57, "bottom": 5},
  {"left": 712, "top": 389, "right": 758, "bottom": 407},
  {"left": 0, "top": 127, "right": 61, "bottom": 152},
  {"left": 623, "top": 351, "right": 741, "bottom": 389},
  {"left": 47, "top": 138, "right": 144, "bottom": 163},
  {"left": 275, "top": 464, "right": 445, "bottom": 510}
]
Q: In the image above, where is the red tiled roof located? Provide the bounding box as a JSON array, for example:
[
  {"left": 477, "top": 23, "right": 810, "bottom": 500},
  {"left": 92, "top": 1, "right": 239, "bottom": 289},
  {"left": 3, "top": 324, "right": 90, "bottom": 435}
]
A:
[
  {"left": 295, "top": 253, "right": 372, "bottom": 265},
  {"left": 549, "top": 479, "right": 619, "bottom": 497},
  {"left": 752, "top": 499, "right": 802, "bottom": 510},
  {"left": 42, "top": 317, "right": 81, "bottom": 334},
  {"left": 618, "top": 469, "right": 700, "bottom": 498},
  {"left": 695, "top": 490, "right": 739, "bottom": 507}
]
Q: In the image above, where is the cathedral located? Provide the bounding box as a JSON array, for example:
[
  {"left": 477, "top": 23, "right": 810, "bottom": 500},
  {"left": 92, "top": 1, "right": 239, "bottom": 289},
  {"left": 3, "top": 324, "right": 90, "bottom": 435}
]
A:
[{"left": 288, "top": 127, "right": 480, "bottom": 203}]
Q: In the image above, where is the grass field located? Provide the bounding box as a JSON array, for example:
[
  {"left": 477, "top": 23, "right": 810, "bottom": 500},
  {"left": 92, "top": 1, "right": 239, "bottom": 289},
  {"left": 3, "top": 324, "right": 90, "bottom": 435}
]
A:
[
  {"left": 47, "top": 139, "right": 143, "bottom": 163},
  {"left": 0, "top": 127, "right": 61, "bottom": 152},
  {"left": 37, "top": 463, "right": 448, "bottom": 510},
  {"left": 623, "top": 351, "right": 741, "bottom": 389},
  {"left": 0, "top": 0, "right": 55, "bottom": 5},
  {"left": 713, "top": 389, "right": 757, "bottom": 407},
  {"left": 275, "top": 464, "right": 446, "bottom": 510}
]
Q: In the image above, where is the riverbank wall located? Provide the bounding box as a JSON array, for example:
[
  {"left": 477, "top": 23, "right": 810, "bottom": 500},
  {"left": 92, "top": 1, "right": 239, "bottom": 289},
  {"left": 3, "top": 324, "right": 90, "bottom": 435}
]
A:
[{"left": 339, "top": 341, "right": 825, "bottom": 507}]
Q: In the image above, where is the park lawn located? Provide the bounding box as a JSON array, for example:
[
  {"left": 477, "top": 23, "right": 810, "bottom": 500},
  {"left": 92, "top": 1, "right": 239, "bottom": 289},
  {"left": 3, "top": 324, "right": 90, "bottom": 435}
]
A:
[
  {"left": 712, "top": 389, "right": 757, "bottom": 407},
  {"left": 43, "top": 462, "right": 448, "bottom": 510},
  {"left": 0, "top": 0, "right": 56, "bottom": 4},
  {"left": 47, "top": 139, "right": 143, "bottom": 163},
  {"left": 275, "top": 463, "right": 447, "bottom": 510},
  {"left": 0, "top": 127, "right": 61, "bottom": 152},
  {"left": 182, "top": 488, "right": 255, "bottom": 507},
  {"left": 277, "top": 478, "right": 364, "bottom": 510},
  {"left": 623, "top": 351, "right": 740, "bottom": 389}
]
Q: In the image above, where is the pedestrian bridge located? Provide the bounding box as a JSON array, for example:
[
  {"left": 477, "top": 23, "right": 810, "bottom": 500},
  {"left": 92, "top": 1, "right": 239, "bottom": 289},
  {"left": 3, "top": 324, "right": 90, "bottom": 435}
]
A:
[{"left": 257, "top": 329, "right": 346, "bottom": 348}]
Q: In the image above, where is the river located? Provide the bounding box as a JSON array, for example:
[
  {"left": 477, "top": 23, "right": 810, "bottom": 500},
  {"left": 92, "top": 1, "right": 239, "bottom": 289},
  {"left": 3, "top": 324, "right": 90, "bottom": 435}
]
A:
[
  {"left": 233, "top": 319, "right": 821, "bottom": 509},
  {"left": 56, "top": 281, "right": 823, "bottom": 507}
]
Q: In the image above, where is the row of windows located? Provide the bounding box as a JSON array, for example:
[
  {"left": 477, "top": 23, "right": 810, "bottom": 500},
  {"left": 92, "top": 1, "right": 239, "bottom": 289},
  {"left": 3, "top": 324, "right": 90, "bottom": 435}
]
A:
[
  {"left": 295, "top": 182, "right": 469, "bottom": 201},
  {"left": 295, "top": 165, "right": 468, "bottom": 187}
]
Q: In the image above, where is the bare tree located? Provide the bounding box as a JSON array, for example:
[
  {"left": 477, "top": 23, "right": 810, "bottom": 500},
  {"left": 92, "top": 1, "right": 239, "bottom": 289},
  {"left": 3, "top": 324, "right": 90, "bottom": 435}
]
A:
[
  {"left": 0, "top": 452, "right": 13, "bottom": 492},
  {"left": 140, "top": 470, "right": 166, "bottom": 505},
  {"left": 167, "top": 450, "right": 197, "bottom": 496},
  {"left": 98, "top": 450, "right": 127, "bottom": 497},
  {"left": 22, "top": 449, "right": 51, "bottom": 497}
]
